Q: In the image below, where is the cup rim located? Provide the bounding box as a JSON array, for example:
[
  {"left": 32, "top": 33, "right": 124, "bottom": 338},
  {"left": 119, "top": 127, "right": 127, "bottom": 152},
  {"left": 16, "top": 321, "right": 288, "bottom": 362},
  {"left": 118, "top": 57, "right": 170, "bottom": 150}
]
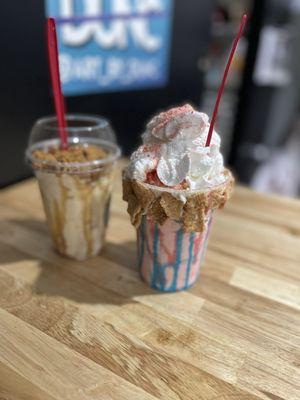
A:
[
  {"left": 26, "top": 138, "right": 121, "bottom": 171},
  {"left": 35, "top": 114, "right": 110, "bottom": 133},
  {"left": 139, "top": 169, "right": 232, "bottom": 194}
]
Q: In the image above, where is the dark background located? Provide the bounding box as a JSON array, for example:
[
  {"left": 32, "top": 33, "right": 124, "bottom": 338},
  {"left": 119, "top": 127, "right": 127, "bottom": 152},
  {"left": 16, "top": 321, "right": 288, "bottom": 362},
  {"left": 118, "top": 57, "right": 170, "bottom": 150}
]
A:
[
  {"left": 1, "top": 0, "right": 300, "bottom": 197},
  {"left": 0, "top": 0, "right": 214, "bottom": 187}
]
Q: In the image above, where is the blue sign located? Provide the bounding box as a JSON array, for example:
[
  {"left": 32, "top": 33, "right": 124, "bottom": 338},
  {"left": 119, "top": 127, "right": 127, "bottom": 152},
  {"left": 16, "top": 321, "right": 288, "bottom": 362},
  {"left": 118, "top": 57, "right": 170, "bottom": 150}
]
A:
[{"left": 45, "top": 0, "right": 173, "bottom": 96}]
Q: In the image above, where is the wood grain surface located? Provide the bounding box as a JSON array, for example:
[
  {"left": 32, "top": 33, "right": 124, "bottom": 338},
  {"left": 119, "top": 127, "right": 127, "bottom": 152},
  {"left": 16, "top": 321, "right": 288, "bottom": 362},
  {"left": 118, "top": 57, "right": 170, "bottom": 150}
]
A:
[{"left": 0, "top": 160, "right": 299, "bottom": 400}]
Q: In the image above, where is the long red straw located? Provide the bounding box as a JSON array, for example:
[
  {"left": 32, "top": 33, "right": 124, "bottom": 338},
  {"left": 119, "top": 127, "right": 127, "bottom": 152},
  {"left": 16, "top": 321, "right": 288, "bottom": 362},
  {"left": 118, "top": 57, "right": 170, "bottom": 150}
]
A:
[
  {"left": 205, "top": 14, "right": 247, "bottom": 147},
  {"left": 46, "top": 18, "right": 68, "bottom": 150}
]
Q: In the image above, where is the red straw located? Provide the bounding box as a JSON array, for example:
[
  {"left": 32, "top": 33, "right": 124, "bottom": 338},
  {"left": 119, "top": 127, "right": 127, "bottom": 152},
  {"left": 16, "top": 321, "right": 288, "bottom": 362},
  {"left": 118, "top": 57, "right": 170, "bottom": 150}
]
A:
[
  {"left": 46, "top": 18, "right": 68, "bottom": 150},
  {"left": 205, "top": 14, "right": 247, "bottom": 147}
]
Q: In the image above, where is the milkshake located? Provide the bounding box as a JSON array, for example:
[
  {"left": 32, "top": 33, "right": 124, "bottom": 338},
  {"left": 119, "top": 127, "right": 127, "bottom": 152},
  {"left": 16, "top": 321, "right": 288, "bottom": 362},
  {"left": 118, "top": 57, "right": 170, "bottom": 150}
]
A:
[
  {"left": 27, "top": 115, "right": 120, "bottom": 261},
  {"left": 123, "top": 104, "right": 234, "bottom": 291}
]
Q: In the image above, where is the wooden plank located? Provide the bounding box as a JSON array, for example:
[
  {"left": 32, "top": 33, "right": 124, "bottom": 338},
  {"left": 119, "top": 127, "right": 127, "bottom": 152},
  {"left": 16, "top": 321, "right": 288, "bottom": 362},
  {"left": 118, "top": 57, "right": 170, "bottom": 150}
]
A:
[
  {"left": 0, "top": 233, "right": 298, "bottom": 399},
  {"left": 0, "top": 308, "right": 158, "bottom": 400},
  {"left": 231, "top": 267, "right": 300, "bottom": 310},
  {"left": 190, "top": 276, "right": 300, "bottom": 340},
  {"left": 228, "top": 186, "right": 300, "bottom": 234},
  {"left": 0, "top": 163, "right": 300, "bottom": 399},
  {"left": 0, "top": 264, "right": 258, "bottom": 400},
  {"left": 0, "top": 361, "right": 57, "bottom": 400}
]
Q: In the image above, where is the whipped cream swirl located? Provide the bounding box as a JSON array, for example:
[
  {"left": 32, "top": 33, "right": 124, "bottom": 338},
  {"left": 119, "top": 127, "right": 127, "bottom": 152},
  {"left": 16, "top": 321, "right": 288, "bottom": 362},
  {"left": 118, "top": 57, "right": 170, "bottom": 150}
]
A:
[{"left": 126, "top": 104, "right": 225, "bottom": 190}]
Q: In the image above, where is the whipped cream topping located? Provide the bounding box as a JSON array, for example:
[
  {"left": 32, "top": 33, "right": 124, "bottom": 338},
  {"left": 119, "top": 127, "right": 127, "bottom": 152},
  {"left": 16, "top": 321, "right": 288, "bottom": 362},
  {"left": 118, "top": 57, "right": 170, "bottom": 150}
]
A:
[{"left": 126, "top": 104, "right": 225, "bottom": 190}]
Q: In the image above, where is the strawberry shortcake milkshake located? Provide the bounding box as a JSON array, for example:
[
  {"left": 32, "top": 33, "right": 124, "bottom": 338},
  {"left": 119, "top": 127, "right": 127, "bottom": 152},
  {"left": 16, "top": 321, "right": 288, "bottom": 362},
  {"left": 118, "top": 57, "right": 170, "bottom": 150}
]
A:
[{"left": 123, "top": 104, "right": 234, "bottom": 291}]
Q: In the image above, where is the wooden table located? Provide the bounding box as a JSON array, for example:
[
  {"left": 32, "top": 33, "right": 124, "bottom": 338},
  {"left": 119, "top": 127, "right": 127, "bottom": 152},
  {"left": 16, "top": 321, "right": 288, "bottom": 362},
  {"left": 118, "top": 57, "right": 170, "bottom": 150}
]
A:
[{"left": 0, "top": 161, "right": 299, "bottom": 400}]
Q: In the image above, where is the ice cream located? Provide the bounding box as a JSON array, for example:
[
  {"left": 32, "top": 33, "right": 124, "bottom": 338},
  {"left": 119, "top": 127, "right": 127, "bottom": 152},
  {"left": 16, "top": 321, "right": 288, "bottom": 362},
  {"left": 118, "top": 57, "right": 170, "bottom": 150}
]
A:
[
  {"left": 29, "top": 142, "right": 118, "bottom": 260},
  {"left": 125, "top": 104, "right": 226, "bottom": 191},
  {"left": 123, "top": 104, "right": 234, "bottom": 291}
]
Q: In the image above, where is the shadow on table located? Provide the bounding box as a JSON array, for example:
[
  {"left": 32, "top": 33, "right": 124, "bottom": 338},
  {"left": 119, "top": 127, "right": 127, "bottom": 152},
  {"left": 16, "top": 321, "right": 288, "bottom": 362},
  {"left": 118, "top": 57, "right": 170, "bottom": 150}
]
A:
[{"left": 0, "top": 218, "right": 161, "bottom": 308}]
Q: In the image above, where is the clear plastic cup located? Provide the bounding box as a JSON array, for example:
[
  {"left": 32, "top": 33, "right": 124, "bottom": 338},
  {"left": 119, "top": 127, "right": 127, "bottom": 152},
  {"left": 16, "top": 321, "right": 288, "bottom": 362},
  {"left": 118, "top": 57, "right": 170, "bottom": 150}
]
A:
[
  {"left": 26, "top": 115, "right": 121, "bottom": 261},
  {"left": 137, "top": 213, "right": 213, "bottom": 292},
  {"left": 133, "top": 176, "right": 232, "bottom": 292}
]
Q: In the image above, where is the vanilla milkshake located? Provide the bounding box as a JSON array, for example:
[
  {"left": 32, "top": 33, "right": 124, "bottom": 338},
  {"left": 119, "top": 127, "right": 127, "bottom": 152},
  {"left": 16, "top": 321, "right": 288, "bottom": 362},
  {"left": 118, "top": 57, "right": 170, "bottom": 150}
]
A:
[
  {"left": 27, "top": 115, "right": 120, "bottom": 261},
  {"left": 123, "top": 105, "right": 233, "bottom": 291}
]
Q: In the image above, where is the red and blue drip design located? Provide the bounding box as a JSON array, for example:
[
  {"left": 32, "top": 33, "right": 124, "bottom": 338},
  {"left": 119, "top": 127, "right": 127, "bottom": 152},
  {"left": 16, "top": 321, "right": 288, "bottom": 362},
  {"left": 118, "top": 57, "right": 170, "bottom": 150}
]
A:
[{"left": 137, "top": 213, "right": 213, "bottom": 292}]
